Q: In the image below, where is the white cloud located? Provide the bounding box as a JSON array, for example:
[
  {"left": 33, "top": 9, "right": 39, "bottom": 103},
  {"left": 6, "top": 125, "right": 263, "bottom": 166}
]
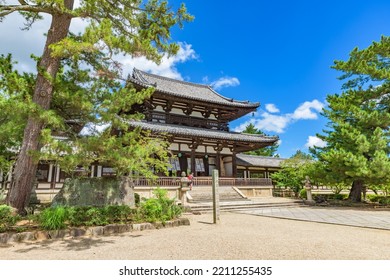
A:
[
  {"left": 305, "top": 136, "right": 327, "bottom": 148},
  {"left": 0, "top": 12, "right": 51, "bottom": 73},
  {"left": 254, "top": 113, "right": 290, "bottom": 133},
  {"left": 0, "top": 11, "right": 197, "bottom": 80},
  {"left": 118, "top": 42, "right": 197, "bottom": 80},
  {"left": 210, "top": 77, "right": 240, "bottom": 90},
  {"left": 291, "top": 100, "right": 324, "bottom": 120},
  {"left": 233, "top": 99, "right": 325, "bottom": 134},
  {"left": 265, "top": 103, "right": 280, "bottom": 113}
]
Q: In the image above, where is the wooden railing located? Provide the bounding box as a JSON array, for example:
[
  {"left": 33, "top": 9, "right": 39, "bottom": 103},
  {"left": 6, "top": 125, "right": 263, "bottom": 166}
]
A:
[
  {"left": 132, "top": 176, "right": 273, "bottom": 187},
  {"left": 145, "top": 111, "right": 229, "bottom": 131}
]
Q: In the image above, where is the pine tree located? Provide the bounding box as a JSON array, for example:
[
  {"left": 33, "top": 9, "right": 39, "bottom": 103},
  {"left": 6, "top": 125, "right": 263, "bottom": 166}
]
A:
[
  {"left": 0, "top": 0, "right": 193, "bottom": 213},
  {"left": 242, "top": 123, "right": 279, "bottom": 157},
  {"left": 313, "top": 36, "right": 390, "bottom": 202}
]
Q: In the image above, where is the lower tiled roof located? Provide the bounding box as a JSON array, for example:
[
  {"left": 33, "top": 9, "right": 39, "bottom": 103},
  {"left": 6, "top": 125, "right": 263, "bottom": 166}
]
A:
[
  {"left": 236, "top": 153, "right": 285, "bottom": 168},
  {"left": 128, "top": 121, "right": 278, "bottom": 144}
]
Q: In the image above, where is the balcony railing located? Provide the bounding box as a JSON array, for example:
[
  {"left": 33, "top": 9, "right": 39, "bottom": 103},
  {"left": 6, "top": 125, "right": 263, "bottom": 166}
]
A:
[
  {"left": 145, "top": 111, "right": 229, "bottom": 131},
  {"left": 132, "top": 176, "right": 273, "bottom": 187}
]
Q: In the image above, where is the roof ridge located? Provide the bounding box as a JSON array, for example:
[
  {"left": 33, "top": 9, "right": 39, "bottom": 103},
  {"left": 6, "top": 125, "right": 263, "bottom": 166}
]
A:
[
  {"left": 132, "top": 68, "right": 259, "bottom": 106},
  {"left": 133, "top": 68, "right": 210, "bottom": 89},
  {"left": 237, "top": 153, "right": 285, "bottom": 160},
  {"left": 240, "top": 132, "right": 279, "bottom": 139}
]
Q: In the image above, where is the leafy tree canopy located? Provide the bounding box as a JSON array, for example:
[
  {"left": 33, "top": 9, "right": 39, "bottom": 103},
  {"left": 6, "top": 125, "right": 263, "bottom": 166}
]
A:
[
  {"left": 242, "top": 123, "right": 279, "bottom": 157},
  {"left": 312, "top": 36, "right": 390, "bottom": 202},
  {"left": 0, "top": 0, "right": 193, "bottom": 212}
]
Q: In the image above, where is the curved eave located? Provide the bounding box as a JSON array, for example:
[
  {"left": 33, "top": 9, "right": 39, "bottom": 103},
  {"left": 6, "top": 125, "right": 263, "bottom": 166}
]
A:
[
  {"left": 127, "top": 76, "right": 260, "bottom": 110},
  {"left": 128, "top": 121, "right": 278, "bottom": 151}
]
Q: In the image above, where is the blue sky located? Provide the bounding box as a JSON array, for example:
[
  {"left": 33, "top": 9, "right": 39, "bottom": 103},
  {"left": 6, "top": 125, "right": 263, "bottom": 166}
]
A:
[
  {"left": 1, "top": 0, "right": 390, "bottom": 158},
  {"left": 167, "top": 0, "right": 390, "bottom": 157}
]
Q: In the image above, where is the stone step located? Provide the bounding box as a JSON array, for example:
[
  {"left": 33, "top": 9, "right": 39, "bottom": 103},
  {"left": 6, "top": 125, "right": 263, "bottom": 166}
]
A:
[
  {"left": 188, "top": 200, "right": 304, "bottom": 213},
  {"left": 189, "top": 186, "right": 245, "bottom": 202}
]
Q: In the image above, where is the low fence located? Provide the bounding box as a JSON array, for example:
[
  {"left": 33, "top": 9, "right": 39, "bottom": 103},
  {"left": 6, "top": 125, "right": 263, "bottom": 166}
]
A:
[{"left": 132, "top": 177, "right": 273, "bottom": 187}]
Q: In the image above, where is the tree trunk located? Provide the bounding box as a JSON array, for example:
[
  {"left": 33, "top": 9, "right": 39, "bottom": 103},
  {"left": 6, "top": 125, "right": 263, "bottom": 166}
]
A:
[
  {"left": 348, "top": 179, "right": 363, "bottom": 202},
  {"left": 6, "top": 0, "right": 74, "bottom": 214}
]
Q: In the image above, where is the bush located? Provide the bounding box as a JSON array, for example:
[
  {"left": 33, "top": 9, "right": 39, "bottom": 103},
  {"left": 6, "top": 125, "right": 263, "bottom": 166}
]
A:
[
  {"left": 84, "top": 207, "right": 108, "bottom": 226},
  {"left": 39, "top": 207, "right": 68, "bottom": 230},
  {"left": 312, "top": 193, "right": 348, "bottom": 201},
  {"left": 104, "top": 205, "right": 133, "bottom": 224},
  {"left": 67, "top": 207, "right": 90, "bottom": 227},
  {"left": 137, "top": 188, "right": 182, "bottom": 223},
  {"left": 368, "top": 195, "right": 390, "bottom": 205},
  {"left": 0, "top": 204, "right": 19, "bottom": 233},
  {"left": 299, "top": 189, "right": 307, "bottom": 199},
  {"left": 67, "top": 205, "right": 134, "bottom": 227},
  {"left": 378, "top": 197, "right": 390, "bottom": 205}
]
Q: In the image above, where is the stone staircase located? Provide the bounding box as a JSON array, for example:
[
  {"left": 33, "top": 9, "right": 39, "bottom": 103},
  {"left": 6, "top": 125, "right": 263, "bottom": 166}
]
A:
[
  {"left": 188, "top": 186, "right": 247, "bottom": 203},
  {"left": 187, "top": 195, "right": 305, "bottom": 213}
]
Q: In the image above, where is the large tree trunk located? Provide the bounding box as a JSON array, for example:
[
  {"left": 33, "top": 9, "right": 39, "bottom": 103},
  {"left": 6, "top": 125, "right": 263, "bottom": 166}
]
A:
[
  {"left": 6, "top": 0, "right": 74, "bottom": 214},
  {"left": 348, "top": 179, "right": 363, "bottom": 202}
]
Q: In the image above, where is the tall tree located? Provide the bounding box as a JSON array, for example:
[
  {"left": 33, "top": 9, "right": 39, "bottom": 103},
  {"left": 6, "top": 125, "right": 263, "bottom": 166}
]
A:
[
  {"left": 242, "top": 123, "right": 279, "bottom": 157},
  {"left": 312, "top": 36, "right": 390, "bottom": 202},
  {"left": 0, "top": 0, "right": 193, "bottom": 213},
  {"left": 271, "top": 151, "right": 312, "bottom": 197}
]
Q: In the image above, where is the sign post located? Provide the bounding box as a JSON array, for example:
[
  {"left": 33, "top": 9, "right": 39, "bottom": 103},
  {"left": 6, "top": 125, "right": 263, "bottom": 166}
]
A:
[{"left": 212, "top": 169, "right": 220, "bottom": 224}]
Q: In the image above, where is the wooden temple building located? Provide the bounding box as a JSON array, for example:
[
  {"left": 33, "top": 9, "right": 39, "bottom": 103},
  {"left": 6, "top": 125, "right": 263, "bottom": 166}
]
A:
[{"left": 127, "top": 68, "right": 279, "bottom": 178}]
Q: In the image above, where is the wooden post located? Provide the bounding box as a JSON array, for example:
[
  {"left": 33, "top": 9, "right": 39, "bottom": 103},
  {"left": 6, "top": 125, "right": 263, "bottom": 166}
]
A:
[
  {"left": 232, "top": 151, "right": 237, "bottom": 178},
  {"left": 191, "top": 149, "right": 196, "bottom": 175},
  {"left": 212, "top": 169, "right": 220, "bottom": 224},
  {"left": 216, "top": 151, "right": 221, "bottom": 176}
]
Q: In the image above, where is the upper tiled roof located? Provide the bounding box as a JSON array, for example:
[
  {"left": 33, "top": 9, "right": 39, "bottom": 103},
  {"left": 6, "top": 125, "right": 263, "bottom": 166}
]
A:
[
  {"left": 129, "top": 68, "right": 260, "bottom": 108},
  {"left": 236, "top": 154, "right": 285, "bottom": 168},
  {"left": 128, "top": 120, "right": 278, "bottom": 144}
]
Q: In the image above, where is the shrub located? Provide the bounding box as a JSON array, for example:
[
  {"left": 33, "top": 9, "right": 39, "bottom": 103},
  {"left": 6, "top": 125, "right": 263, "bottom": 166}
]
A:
[
  {"left": 366, "top": 195, "right": 390, "bottom": 204},
  {"left": 39, "top": 207, "right": 68, "bottom": 230},
  {"left": 104, "top": 205, "right": 133, "bottom": 224},
  {"left": 85, "top": 207, "right": 108, "bottom": 226},
  {"left": 67, "top": 207, "right": 90, "bottom": 227},
  {"left": 134, "top": 193, "right": 140, "bottom": 206},
  {"left": 137, "top": 188, "right": 182, "bottom": 223},
  {"left": 67, "top": 205, "right": 134, "bottom": 227},
  {"left": 0, "top": 204, "right": 19, "bottom": 233},
  {"left": 378, "top": 197, "right": 390, "bottom": 205},
  {"left": 299, "top": 189, "right": 307, "bottom": 199}
]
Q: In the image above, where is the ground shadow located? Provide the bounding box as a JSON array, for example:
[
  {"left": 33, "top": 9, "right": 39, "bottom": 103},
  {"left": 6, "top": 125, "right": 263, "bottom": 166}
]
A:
[
  {"left": 197, "top": 221, "right": 214, "bottom": 225},
  {"left": 13, "top": 233, "right": 143, "bottom": 254}
]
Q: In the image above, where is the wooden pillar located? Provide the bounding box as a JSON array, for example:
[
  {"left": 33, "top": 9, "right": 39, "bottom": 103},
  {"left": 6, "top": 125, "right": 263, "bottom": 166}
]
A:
[
  {"left": 97, "top": 165, "right": 102, "bottom": 177},
  {"left": 91, "top": 165, "right": 95, "bottom": 178},
  {"left": 216, "top": 151, "right": 221, "bottom": 176},
  {"left": 191, "top": 149, "right": 196, "bottom": 175},
  {"left": 48, "top": 164, "right": 53, "bottom": 183},
  {"left": 232, "top": 150, "right": 237, "bottom": 178}
]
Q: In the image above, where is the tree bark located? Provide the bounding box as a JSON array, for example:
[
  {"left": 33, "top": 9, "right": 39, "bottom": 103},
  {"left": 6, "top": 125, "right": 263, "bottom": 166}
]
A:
[
  {"left": 348, "top": 179, "right": 363, "bottom": 202},
  {"left": 6, "top": 0, "right": 74, "bottom": 214}
]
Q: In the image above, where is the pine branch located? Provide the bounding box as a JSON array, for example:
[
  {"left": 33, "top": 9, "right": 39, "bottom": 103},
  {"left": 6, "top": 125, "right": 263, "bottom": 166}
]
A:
[{"left": 0, "top": 3, "right": 73, "bottom": 18}]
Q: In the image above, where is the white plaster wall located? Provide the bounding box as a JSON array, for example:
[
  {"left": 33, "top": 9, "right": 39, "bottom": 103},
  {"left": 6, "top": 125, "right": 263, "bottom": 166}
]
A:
[
  {"left": 171, "top": 108, "right": 184, "bottom": 115},
  {"left": 222, "top": 148, "right": 232, "bottom": 155},
  {"left": 170, "top": 143, "right": 179, "bottom": 151},
  {"left": 155, "top": 105, "right": 164, "bottom": 112},
  {"left": 224, "top": 162, "right": 233, "bottom": 177},
  {"left": 179, "top": 143, "right": 191, "bottom": 152}
]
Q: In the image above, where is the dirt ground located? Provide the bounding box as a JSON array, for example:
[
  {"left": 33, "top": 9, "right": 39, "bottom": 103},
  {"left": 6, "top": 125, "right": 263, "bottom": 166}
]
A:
[{"left": 1, "top": 211, "right": 389, "bottom": 260}]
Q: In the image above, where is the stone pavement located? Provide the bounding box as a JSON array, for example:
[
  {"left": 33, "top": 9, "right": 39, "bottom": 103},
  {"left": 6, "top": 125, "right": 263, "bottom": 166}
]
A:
[{"left": 233, "top": 206, "right": 390, "bottom": 230}]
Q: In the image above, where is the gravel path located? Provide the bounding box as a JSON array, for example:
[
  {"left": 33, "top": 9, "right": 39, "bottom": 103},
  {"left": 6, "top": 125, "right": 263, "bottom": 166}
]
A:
[{"left": 1, "top": 211, "right": 389, "bottom": 260}]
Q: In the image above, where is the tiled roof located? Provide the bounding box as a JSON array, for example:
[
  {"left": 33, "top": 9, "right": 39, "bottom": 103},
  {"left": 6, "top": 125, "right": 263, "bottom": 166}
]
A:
[
  {"left": 129, "top": 68, "right": 260, "bottom": 108},
  {"left": 128, "top": 121, "right": 278, "bottom": 144},
  {"left": 236, "top": 154, "right": 285, "bottom": 168}
]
